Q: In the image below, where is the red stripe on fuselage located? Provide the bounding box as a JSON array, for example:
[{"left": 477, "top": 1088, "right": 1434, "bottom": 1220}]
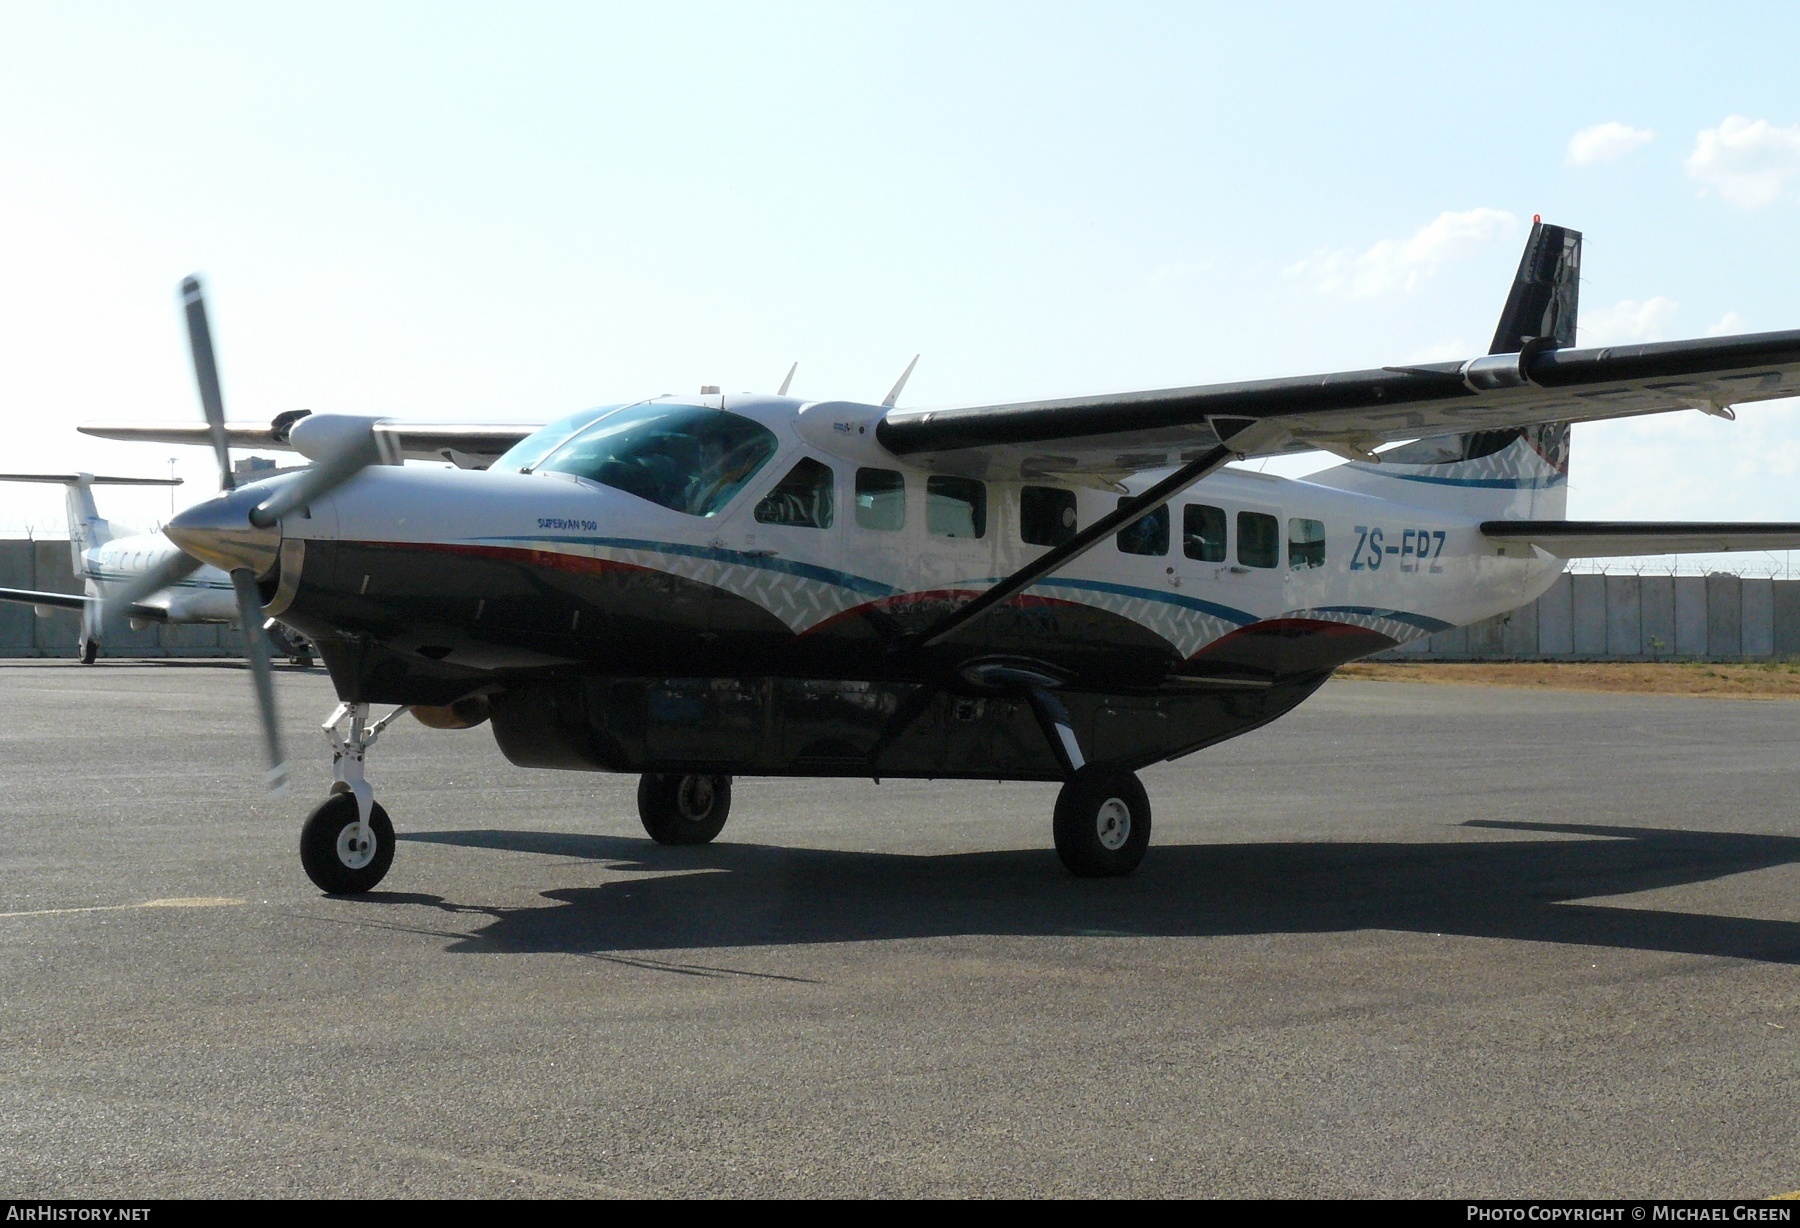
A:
[{"left": 340, "top": 539, "right": 650, "bottom": 578}]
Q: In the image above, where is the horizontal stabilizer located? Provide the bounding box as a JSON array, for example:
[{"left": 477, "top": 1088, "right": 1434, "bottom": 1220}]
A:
[
  {"left": 0, "top": 587, "right": 167, "bottom": 620},
  {"left": 0, "top": 473, "right": 181, "bottom": 486},
  {"left": 1480, "top": 520, "right": 1800, "bottom": 558}
]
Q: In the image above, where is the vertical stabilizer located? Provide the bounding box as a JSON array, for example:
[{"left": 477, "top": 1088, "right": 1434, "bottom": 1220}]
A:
[
  {"left": 65, "top": 475, "right": 112, "bottom": 575},
  {"left": 1490, "top": 219, "right": 1581, "bottom": 353},
  {"left": 1307, "top": 219, "right": 1580, "bottom": 519}
]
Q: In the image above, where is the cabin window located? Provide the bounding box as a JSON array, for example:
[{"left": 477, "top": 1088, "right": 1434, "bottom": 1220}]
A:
[
  {"left": 1237, "top": 511, "right": 1279, "bottom": 568},
  {"left": 927, "top": 476, "right": 986, "bottom": 539},
  {"left": 855, "top": 468, "right": 905, "bottom": 531},
  {"left": 1115, "top": 499, "right": 1169, "bottom": 556},
  {"left": 1020, "top": 485, "right": 1077, "bottom": 547},
  {"left": 755, "top": 457, "right": 835, "bottom": 528},
  {"left": 1183, "top": 504, "right": 1227, "bottom": 562},
  {"left": 535, "top": 403, "right": 778, "bottom": 517},
  {"left": 1289, "top": 518, "right": 1326, "bottom": 569}
]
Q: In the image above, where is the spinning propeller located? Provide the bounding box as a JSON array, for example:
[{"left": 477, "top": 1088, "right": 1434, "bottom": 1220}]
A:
[{"left": 101, "top": 277, "right": 389, "bottom": 791}]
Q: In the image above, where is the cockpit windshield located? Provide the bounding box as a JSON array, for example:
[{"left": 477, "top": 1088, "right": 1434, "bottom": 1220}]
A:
[
  {"left": 534, "top": 403, "right": 780, "bottom": 518},
  {"left": 493, "top": 405, "right": 623, "bottom": 473}
]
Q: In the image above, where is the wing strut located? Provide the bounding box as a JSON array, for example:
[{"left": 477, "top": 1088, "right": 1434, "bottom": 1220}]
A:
[{"left": 911, "top": 418, "right": 1289, "bottom": 650}]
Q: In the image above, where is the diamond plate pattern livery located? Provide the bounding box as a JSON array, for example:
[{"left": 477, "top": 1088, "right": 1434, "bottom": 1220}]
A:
[
  {"left": 1031, "top": 579, "right": 1244, "bottom": 658},
  {"left": 1281, "top": 607, "right": 1439, "bottom": 645},
  {"left": 475, "top": 536, "right": 1442, "bottom": 655},
  {"left": 499, "top": 537, "right": 880, "bottom": 634}
]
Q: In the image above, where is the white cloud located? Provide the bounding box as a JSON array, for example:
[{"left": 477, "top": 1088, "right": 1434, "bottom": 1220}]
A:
[
  {"left": 1581, "top": 297, "right": 1679, "bottom": 346},
  {"left": 1685, "top": 116, "right": 1800, "bottom": 208},
  {"left": 1707, "top": 311, "right": 1747, "bottom": 337},
  {"left": 1566, "top": 122, "right": 1654, "bottom": 166},
  {"left": 1283, "top": 208, "right": 1517, "bottom": 298}
]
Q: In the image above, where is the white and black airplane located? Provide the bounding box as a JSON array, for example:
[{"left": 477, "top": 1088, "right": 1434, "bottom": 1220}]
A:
[
  {"left": 88, "top": 221, "right": 1800, "bottom": 894},
  {"left": 0, "top": 472, "right": 312, "bottom": 664}
]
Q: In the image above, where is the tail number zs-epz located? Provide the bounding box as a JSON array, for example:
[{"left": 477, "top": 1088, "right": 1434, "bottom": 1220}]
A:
[{"left": 1351, "top": 526, "right": 1444, "bottom": 574}]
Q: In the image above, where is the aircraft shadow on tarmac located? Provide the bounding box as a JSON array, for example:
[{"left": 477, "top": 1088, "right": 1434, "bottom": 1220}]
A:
[{"left": 395, "top": 821, "right": 1800, "bottom": 964}]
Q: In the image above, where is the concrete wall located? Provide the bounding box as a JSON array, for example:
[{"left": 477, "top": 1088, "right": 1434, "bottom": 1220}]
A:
[
  {"left": 1383, "top": 571, "right": 1800, "bottom": 662},
  {"left": 0, "top": 539, "right": 239, "bottom": 657}
]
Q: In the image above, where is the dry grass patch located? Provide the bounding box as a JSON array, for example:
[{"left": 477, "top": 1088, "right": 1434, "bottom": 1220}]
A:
[{"left": 1337, "top": 660, "right": 1800, "bottom": 699}]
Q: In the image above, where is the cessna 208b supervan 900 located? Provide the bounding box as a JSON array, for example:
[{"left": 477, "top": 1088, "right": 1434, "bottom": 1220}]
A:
[{"left": 86, "top": 221, "right": 1800, "bottom": 893}]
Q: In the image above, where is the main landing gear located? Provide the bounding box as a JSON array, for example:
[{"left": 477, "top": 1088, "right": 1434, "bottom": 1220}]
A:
[
  {"left": 1053, "top": 765, "right": 1151, "bottom": 878},
  {"left": 300, "top": 702, "right": 408, "bottom": 894},
  {"left": 1023, "top": 681, "right": 1152, "bottom": 878},
  {"left": 638, "top": 773, "right": 733, "bottom": 844}
]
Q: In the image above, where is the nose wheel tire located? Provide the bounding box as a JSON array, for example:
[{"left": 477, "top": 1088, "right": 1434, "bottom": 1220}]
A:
[
  {"left": 1053, "top": 765, "right": 1151, "bottom": 878},
  {"left": 80, "top": 638, "right": 98, "bottom": 665},
  {"left": 638, "top": 773, "right": 732, "bottom": 845},
  {"left": 299, "top": 793, "right": 395, "bottom": 894}
]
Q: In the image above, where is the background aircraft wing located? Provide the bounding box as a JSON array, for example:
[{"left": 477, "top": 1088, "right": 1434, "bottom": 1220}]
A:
[
  {"left": 78, "top": 418, "right": 538, "bottom": 468},
  {"left": 0, "top": 586, "right": 88, "bottom": 612},
  {"left": 873, "top": 330, "right": 1800, "bottom": 482},
  {"left": 0, "top": 587, "right": 170, "bottom": 620},
  {"left": 1480, "top": 521, "right": 1800, "bottom": 558}
]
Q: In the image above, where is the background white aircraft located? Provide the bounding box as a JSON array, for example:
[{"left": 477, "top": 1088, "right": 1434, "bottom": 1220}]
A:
[{"left": 0, "top": 472, "right": 312, "bottom": 664}]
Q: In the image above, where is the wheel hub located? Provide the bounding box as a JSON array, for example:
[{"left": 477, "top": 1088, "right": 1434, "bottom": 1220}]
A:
[
  {"left": 336, "top": 821, "right": 377, "bottom": 870},
  {"left": 1095, "top": 798, "right": 1131, "bottom": 850},
  {"left": 676, "top": 775, "right": 715, "bottom": 821}
]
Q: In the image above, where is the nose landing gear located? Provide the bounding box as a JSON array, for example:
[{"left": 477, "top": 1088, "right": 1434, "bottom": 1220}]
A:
[{"left": 300, "top": 702, "right": 409, "bottom": 894}]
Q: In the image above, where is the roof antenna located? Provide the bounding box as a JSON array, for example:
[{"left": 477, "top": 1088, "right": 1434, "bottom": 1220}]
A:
[
  {"left": 777, "top": 361, "right": 797, "bottom": 396},
  {"left": 882, "top": 354, "right": 920, "bottom": 409}
]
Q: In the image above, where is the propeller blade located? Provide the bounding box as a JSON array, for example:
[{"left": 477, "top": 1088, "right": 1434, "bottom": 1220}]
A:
[
  {"left": 249, "top": 427, "right": 383, "bottom": 528},
  {"left": 181, "top": 276, "right": 236, "bottom": 492},
  {"left": 229, "top": 566, "right": 288, "bottom": 792},
  {"left": 97, "top": 550, "right": 203, "bottom": 637}
]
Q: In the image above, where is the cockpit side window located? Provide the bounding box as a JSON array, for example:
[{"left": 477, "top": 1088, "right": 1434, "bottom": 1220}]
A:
[
  {"left": 536, "top": 404, "right": 779, "bottom": 518},
  {"left": 755, "top": 458, "right": 835, "bottom": 529}
]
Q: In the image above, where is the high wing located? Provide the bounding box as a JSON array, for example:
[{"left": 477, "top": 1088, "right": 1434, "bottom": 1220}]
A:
[
  {"left": 871, "top": 330, "right": 1800, "bottom": 483},
  {"left": 1480, "top": 521, "right": 1800, "bottom": 559},
  {"left": 77, "top": 416, "right": 536, "bottom": 469},
  {"left": 0, "top": 587, "right": 167, "bottom": 621}
]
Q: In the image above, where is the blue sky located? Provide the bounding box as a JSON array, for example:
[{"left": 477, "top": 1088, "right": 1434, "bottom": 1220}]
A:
[{"left": 2, "top": 2, "right": 1799, "bottom": 565}]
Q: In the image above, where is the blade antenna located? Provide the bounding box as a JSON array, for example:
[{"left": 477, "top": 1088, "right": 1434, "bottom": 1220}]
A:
[
  {"left": 777, "top": 362, "right": 797, "bottom": 397},
  {"left": 881, "top": 355, "right": 919, "bottom": 409}
]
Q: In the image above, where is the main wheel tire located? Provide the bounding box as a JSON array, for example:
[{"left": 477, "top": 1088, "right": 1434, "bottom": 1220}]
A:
[
  {"left": 80, "top": 638, "right": 98, "bottom": 665},
  {"left": 637, "top": 773, "right": 732, "bottom": 845},
  {"left": 299, "top": 793, "right": 396, "bottom": 894},
  {"left": 1053, "top": 765, "right": 1151, "bottom": 878}
]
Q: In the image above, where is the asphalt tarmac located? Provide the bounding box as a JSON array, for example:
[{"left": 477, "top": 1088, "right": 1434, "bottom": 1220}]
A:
[{"left": 1, "top": 661, "right": 1796, "bottom": 1198}]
